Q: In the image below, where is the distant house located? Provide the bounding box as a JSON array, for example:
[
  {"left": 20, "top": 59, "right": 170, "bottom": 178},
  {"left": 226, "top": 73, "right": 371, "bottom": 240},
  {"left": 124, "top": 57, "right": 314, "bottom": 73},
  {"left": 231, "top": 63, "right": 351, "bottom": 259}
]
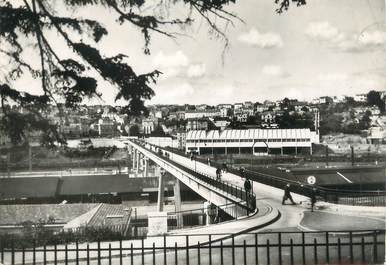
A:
[
  {"left": 91, "top": 117, "right": 117, "bottom": 137},
  {"left": 254, "top": 105, "right": 266, "bottom": 113},
  {"left": 220, "top": 108, "right": 231, "bottom": 118},
  {"left": 196, "top": 104, "right": 209, "bottom": 110},
  {"left": 235, "top": 112, "right": 249, "bottom": 123},
  {"left": 214, "top": 120, "right": 231, "bottom": 130},
  {"left": 333, "top": 95, "right": 347, "bottom": 103},
  {"left": 186, "top": 119, "right": 209, "bottom": 131},
  {"left": 244, "top": 101, "right": 253, "bottom": 108},
  {"left": 154, "top": 110, "right": 163, "bottom": 119},
  {"left": 176, "top": 131, "right": 186, "bottom": 150},
  {"left": 367, "top": 127, "right": 386, "bottom": 144},
  {"left": 217, "top": 104, "right": 232, "bottom": 109},
  {"left": 142, "top": 117, "right": 158, "bottom": 135},
  {"left": 354, "top": 93, "right": 367, "bottom": 103},
  {"left": 0, "top": 128, "right": 10, "bottom": 146},
  {"left": 312, "top": 96, "right": 333, "bottom": 105},
  {"left": 176, "top": 111, "right": 186, "bottom": 120},
  {"left": 261, "top": 111, "right": 276, "bottom": 124},
  {"left": 234, "top": 103, "right": 243, "bottom": 110},
  {"left": 185, "top": 110, "right": 221, "bottom": 119}
]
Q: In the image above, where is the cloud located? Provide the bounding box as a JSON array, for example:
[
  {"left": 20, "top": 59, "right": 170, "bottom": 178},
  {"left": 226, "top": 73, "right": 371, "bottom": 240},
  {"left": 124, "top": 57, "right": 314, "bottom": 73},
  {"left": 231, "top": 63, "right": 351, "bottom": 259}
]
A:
[
  {"left": 261, "top": 65, "right": 289, "bottom": 77},
  {"left": 152, "top": 50, "right": 189, "bottom": 68},
  {"left": 305, "top": 21, "right": 342, "bottom": 41},
  {"left": 187, "top": 64, "right": 206, "bottom": 78},
  {"left": 305, "top": 21, "right": 386, "bottom": 53},
  {"left": 152, "top": 50, "right": 189, "bottom": 78},
  {"left": 318, "top": 73, "right": 348, "bottom": 81},
  {"left": 152, "top": 51, "right": 207, "bottom": 80},
  {"left": 238, "top": 28, "right": 283, "bottom": 48},
  {"left": 358, "top": 30, "right": 386, "bottom": 46},
  {"left": 151, "top": 82, "right": 195, "bottom": 104}
]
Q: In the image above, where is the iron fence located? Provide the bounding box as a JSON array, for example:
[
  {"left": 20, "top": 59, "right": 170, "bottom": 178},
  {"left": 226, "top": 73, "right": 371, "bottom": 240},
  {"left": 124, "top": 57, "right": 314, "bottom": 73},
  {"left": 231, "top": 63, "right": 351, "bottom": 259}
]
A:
[{"left": 0, "top": 230, "right": 384, "bottom": 265}]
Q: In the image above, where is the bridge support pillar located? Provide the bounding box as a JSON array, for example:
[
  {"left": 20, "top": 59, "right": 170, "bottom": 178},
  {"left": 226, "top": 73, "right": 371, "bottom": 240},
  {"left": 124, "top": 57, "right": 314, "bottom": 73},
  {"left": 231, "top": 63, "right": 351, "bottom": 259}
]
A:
[
  {"left": 143, "top": 158, "right": 149, "bottom": 178},
  {"left": 157, "top": 168, "right": 165, "bottom": 212},
  {"left": 174, "top": 179, "right": 183, "bottom": 228},
  {"left": 136, "top": 151, "right": 140, "bottom": 172},
  {"left": 132, "top": 149, "right": 136, "bottom": 171}
]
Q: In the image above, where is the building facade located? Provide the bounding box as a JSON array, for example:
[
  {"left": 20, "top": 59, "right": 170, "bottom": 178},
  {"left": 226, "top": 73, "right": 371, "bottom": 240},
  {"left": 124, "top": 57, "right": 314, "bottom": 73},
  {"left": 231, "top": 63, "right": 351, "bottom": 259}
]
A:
[{"left": 186, "top": 129, "right": 319, "bottom": 156}]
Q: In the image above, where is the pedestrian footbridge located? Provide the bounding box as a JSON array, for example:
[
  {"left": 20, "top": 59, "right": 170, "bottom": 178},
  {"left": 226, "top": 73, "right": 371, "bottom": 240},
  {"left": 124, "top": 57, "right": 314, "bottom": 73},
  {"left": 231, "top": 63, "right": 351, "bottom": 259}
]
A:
[{"left": 126, "top": 139, "right": 256, "bottom": 220}]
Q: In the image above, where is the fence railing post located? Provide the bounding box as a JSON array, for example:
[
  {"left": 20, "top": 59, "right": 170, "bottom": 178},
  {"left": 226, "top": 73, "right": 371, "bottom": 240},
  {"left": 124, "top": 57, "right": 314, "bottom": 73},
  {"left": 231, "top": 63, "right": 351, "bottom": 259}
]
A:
[
  {"left": 361, "top": 237, "right": 365, "bottom": 264},
  {"left": 198, "top": 241, "right": 201, "bottom": 265},
  {"left": 22, "top": 246, "right": 25, "bottom": 265},
  {"left": 131, "top": 242, "right": 133, "bottom": 265},
  {"left": 255, "top": 233, "right": 259, "bottom": 265},
  {"left": 220, "top": 240, "right": 224, "bottom": 265},
  {"left": 349, "top": 231, "right": 353, "bottom": 264},
  {"left": 325, "top": 232, "right": 329, "bottom": 264},
  {"left": 0, "top": 239, "right": 3, "bottom": 265},
  {"left": 11, "top": 242, "right": 14, "bottom": 265},
  {"left": 54, "top": 244, "right": 57, "bottom": 265},
  {"left": 120, "top": 240, "right": 123, "bottom": 265},
  {"left": 278, "top": 232, "right": 282, "bottom": 265},
  {"left": 232, "top": 235, "right": 235, "bottom": 265},
  {"left": 209, "top": 234, "right": 212, "bottom": 265},
  {"left": 164, "top": 234, "right": 167, "bottom": 265},
  {"left": 33, "top": 241, "right": 36, "bottom": 265},
  {"left": 141, "top": 237, "right": 145, "bottom": 265},
  {"left": 301, "top": 232, "right": 305, "bottom": 265},
  {"left": 65, "top": 244, "right": 68, "bottom": 265},
  {"left": 87, "top": 244, "right": 90, "bottom": 265},
  {"left": 290, "top": 239, "right": 294, "bottom": 265},
  {"left": 152, "top": 242, "right": 156, "bottom": 265},
  {"left": 174, "top": 242, "right": 178, "bottom": 265},
  {"left": 373, "top": 231, "right": 378, "bottom": 264},
  {"left": 97, "top": 241, "right": 101, "bottom": 265},
  {"left": 243, "top": 240, "right": 247, "bottom": 265},
  {"left": 109, "top": 243, "right": 112, "bottom": 265},
  {"left": 313, "top": 238, "right": 318, "bottom": 265},
  {"left": 338, "top": 238, "right": 341, "bottom": 263},
  {"left": 186, "top": 235, "right": 189, "bottom": 265},
  {"left": 76, "top": 241, "right": 79, "bottom": 265},
  {"left": 266, "top": 239, "right": 270, "bottom": 265}
]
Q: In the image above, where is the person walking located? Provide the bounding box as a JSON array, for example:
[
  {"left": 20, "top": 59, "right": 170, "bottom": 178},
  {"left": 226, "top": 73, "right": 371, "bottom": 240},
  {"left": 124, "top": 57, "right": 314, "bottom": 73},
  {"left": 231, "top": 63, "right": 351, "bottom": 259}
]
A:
[
  {"left": 310, "top": 187, "right": 317, "bottom": 212},
  {"left": 244, "top": 178, "right": 252, "bottom": 211},
  {"left": 216, "top": 168, "right": 222, "bottom": 181},
  {"left": 244, "top": 178, "right": 251, "bottom": 194},
  {"left": 282, "top": 184, "right": 296, "bottom": 205}
]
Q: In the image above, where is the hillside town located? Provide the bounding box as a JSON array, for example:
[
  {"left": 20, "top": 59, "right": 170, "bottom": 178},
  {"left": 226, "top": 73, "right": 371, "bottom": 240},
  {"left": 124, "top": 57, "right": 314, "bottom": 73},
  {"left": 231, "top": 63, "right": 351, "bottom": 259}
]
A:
[{"left": 1, "top": 90, "right": 385, "bottom": 155}]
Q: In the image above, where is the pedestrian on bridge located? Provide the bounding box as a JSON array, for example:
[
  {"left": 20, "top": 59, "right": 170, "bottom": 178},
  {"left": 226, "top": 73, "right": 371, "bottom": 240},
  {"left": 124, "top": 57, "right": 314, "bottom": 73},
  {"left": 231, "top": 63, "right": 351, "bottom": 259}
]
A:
[
  {"left": 282, "top": 184, "right": 296, "bottom": 205},
  {"left": 244, "top": 178, "right": 251, "bottom": 194},
  {"left": 244, "top": 178, "right": 252, "bottom": 211},
  {"left": 216, "top": 168, "right": 222, "bottom": 181}
]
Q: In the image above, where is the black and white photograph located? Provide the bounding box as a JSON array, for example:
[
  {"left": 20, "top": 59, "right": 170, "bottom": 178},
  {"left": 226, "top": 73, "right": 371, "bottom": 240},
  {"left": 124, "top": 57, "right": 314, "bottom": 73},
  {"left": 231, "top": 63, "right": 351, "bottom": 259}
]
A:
[{"left": 0, "top": 0, "right": 385, "bottom": 264}]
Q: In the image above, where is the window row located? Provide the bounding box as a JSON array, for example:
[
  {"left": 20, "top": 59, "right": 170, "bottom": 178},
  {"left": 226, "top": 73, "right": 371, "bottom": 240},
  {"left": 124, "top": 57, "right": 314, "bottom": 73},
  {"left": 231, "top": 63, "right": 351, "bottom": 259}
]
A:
[{"left": 186, "top": 138, "right": 311, "bottom": 143}]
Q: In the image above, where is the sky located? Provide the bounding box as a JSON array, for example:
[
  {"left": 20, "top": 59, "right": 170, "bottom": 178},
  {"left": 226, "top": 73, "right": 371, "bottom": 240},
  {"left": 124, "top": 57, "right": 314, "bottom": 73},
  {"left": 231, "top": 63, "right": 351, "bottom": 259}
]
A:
[{"left": 2, "top": 0, "right": 386, "bottom": 106}]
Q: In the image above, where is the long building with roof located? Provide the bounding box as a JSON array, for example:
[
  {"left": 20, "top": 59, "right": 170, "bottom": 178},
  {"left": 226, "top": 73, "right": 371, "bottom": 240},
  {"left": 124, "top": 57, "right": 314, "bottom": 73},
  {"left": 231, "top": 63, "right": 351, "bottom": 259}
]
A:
[{"left": 186, "top": 129, "right": 319, "bottom": 155}]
